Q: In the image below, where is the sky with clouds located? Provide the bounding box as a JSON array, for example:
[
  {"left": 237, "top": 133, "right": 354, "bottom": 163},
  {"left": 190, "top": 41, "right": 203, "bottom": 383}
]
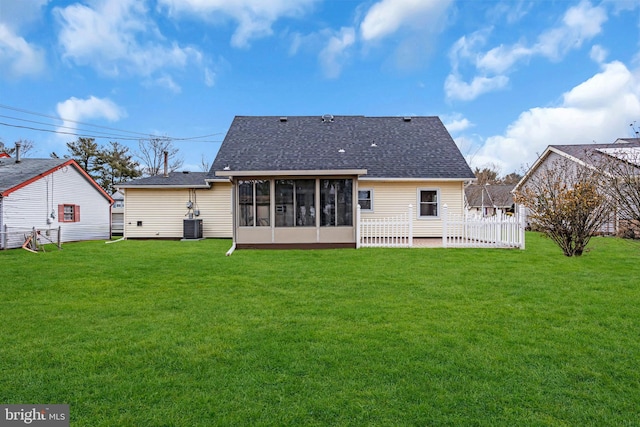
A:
[{"left": 1, "top": 0, "right": 639, "bottom": 175}]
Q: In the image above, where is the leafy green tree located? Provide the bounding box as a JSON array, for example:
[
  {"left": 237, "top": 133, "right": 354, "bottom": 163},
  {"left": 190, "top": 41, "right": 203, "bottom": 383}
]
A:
[
  {"left": 66, "top": 137, "right": 101, "bottom": 178},
  {"left": 95, "top": 142, "right": 141, "bottom": 194},
  {"left": 65, "top": 137, "right": 141, "bottom": 193}
]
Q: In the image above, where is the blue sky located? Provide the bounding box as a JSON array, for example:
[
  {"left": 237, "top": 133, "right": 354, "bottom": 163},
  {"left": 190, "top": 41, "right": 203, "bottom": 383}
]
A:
[{"left": 1, "top": 0, "right": 639, "bottom": 175}]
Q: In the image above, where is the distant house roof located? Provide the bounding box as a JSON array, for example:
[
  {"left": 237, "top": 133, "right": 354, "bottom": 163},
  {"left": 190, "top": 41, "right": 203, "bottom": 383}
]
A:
[
  {"left": 118, "top": 171, "right": 210, "bottom": 189},
  {"left": 515, "top": 138, "right": 640, "bottom": 191},
  {"left": 465, "top": 184, "right": 515, "bottom": 208},
  {"left": 0, "top": 157, "right": 113, "bottom": 203},
  {"left": 210, "top": 115, "right": 475, "bottom": 180}
]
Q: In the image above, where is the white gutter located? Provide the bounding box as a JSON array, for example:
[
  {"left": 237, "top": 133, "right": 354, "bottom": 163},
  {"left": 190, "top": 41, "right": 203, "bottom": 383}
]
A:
[{"left": 117, "top": 185, "right": 211, "bottom": 189}]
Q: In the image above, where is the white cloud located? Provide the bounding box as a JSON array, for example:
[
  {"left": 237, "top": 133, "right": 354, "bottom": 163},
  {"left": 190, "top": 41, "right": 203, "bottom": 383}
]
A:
[
  {"left": 319, "top": 27, "right": 356, "bottom": 79},
  {"left": 590, "top": 45, "right": 608, "bottom": 63},
  {"left": 204, "top": 67, "right": 216, "bottom": 87},
  {"left": 147, "top": 75, "right": 182, "bottom": 94},
  {"left": 0, "top": 0, "right": 48, "bottom": 79},
  {"left": 533, "top": 1, "right": 607, "bottom": 60},
  {"left": 476, "top": 44, "right": 532, "bottom": 74},
  {"left": 56, "top": 96, "right": 126, "bottom": 135},
  {"left": 360, "top": 0, "right": 452, "bottom": 41},
  {"left": 54, "top": 0, "right": 202, "bottom": 78},
  {"left": 472, "top": 61, "right": 640, "bottom": 173},
  {"left": 446, "top": 1, "right": 608, "bottom": 101},
  {"left": 443, "top": 115, "right": 473, "bottom": 134},
  {"left": 158, "top": 0, "right": 317, "bottom": 48},
  {"left": 444, "top": 74, "right": 509, "bottom": 101},
  {"left": 0, "top": 24, "right": 46, "bottom": 78}
]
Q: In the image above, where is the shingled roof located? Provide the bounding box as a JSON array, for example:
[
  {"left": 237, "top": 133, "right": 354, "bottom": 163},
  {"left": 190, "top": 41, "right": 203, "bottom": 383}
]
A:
[
  {"left": 0, "top": 158, "right": 67, "bottom": 195},
  {"left": 0, "top": 157, "right": 113, "bottom": 202},
  {"left": 465, "top": 184, "right": 515, "bottom": 208},
  {"left": 118, "top": 171, "right": 209, "bottom": 188},
  {"left": 548, "top": 138, "right": 640, "bottom": 165},
  {"left": 210, "top": 115, "right": 475, "bottom": 180}
]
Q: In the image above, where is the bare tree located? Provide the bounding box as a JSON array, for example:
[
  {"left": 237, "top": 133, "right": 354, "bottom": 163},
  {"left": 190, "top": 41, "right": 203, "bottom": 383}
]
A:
[
  {"left": 200, "top": 154, "right": 211, "bottom": 172},
  {"left": 501, "top": 172, "right": 523, "bottom": 185},
  {"left": 514, "top": 157, "right": 612, "bottom": 256},
  {"left": 0, "top": 139, "right": 35, "bottom": 157},
  {"left": 474, "top": 165, "right": 501, "bottom": 185},
  {"left": 136, "top": 137, "right": 183, "bottom": 176},
  {"left": 591, "top": 146, "right": 640, "bottom": 238}
]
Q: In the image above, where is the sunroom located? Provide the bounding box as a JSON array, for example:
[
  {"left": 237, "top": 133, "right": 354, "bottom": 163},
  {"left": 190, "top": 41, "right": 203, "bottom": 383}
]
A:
[{"left": 218, "top": 170, "right": 366, "bottom": 249}]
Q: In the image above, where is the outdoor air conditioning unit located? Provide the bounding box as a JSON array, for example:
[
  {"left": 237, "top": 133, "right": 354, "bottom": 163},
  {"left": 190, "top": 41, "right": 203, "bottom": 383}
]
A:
[{"left": 183, "top": 219, "right": 203, "bottom": 240}]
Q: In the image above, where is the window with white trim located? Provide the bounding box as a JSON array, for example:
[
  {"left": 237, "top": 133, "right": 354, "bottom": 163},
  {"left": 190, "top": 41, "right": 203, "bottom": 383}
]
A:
[
  {"left": 358, "top": 189, "right": 373, "bottom": 211},
  {"left": 418, "top": 189, "right": 439, "bottom": 218}
]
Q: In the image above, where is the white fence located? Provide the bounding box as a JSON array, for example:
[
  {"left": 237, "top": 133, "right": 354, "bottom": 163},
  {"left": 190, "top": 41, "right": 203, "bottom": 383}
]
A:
[
  {"left": 357, "top": 205, "right": 413, "bottom": 248},
  {"left": 442, "top": 205, "right": 525, "bottom": 249}
]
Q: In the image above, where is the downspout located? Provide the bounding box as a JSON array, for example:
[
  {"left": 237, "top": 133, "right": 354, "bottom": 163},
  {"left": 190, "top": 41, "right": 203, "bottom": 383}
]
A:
[{"left": 225, "top": 177, "right": 236, "bottom": 256}]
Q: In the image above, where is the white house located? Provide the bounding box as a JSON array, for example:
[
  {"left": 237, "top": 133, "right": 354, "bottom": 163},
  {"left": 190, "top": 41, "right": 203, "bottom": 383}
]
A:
[{"left": 0, "top": 154, "right": 114, "bottom": 249}]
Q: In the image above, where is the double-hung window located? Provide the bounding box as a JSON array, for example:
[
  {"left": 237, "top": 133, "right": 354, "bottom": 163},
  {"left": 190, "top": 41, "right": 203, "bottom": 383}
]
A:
[
  {"left": 58, "top": 204, "right": 80, "bottom": 223},
  {"left": 358, "top": 189, "right": 373, "bottom": 211},
  {"left": 418, "top": 189, "right": 439, "bottom": 218}
]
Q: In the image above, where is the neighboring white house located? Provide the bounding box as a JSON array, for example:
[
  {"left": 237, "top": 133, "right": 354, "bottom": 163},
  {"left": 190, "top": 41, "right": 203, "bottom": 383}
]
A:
[
  {"left": 111, "top": 190, "right": 125, "bottom": 236},
  {"left": 0, "top": 155, "right": 113, "bottom": 249},
  {"left": 515, "top": 138, "right": 640, "bottom": 235}
]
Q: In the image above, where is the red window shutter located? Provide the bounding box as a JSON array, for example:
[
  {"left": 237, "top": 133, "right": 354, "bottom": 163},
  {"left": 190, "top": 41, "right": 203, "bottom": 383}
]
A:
[
  {"left": 58, "top": 205, "right": 65, "bottom": 222},
  {"left": 75, "top": 205, "right": 81, "bottom": 222}
]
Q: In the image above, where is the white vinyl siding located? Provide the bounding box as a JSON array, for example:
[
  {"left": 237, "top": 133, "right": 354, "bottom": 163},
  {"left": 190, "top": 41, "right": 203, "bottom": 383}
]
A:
[
  {"left": 1, "top": 164, "right": 111, "bottom": 248},
  {"left": 357, "top": 180, "right": 466, "bottom": 237},
  {"left": 123, "top": 182, "right": 232, "bottom": 239}
]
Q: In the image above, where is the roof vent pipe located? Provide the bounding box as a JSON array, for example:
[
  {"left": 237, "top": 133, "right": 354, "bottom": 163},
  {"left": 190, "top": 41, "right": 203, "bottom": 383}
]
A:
[
  {"left": 15, "top": 142, "right": 21, "bottom": 163},
  {"left": 163, "top": 151, "right": 168, "bottom": 177}
]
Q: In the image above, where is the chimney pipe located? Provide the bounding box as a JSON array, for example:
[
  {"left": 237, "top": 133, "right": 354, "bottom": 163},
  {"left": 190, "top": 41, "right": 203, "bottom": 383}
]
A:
[
  {"left": 163, "top": 151, "right": 168, "bottom": 177},
  {"left": 15, "top": 142, "right": 21, "bottom": 163}
]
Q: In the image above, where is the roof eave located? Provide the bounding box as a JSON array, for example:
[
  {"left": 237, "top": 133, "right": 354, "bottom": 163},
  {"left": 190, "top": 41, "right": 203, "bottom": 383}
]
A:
[
  {"left": 118, "top": 184, "right": 211, "bottom": 189},
  {"left": 215, "top": 169, "right": 368, "bottom": 177}
]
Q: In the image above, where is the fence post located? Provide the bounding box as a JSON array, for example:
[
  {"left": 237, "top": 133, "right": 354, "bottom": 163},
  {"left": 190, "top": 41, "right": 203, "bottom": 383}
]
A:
[
  {"left": 442, "top": 204, "right": 448, "bottom": 248},
  {"left": 408, "top": 204, "right": 413, "bottom": 248},
  {"left": 356, "top": 204, "right": 361, "bottom": 249},
  {"left": 2, "top": 224, "right": 6, "bottom": 250},
  {"left": 518, "top": 204, "right": 526, "bottom": 250},
  {"left": 57, "top": 226, "right": 62, "bottom": 249}
]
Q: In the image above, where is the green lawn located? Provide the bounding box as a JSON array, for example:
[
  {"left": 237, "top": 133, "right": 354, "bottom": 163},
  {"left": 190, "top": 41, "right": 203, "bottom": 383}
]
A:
[{"left": 1, "top": 234, "right": 639, "bottom": 426}]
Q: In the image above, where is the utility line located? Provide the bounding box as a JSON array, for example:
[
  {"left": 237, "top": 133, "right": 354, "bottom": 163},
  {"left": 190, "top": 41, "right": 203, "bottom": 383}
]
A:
[{"left": 0, "top": 103, "right": 224, "bottom": 143}]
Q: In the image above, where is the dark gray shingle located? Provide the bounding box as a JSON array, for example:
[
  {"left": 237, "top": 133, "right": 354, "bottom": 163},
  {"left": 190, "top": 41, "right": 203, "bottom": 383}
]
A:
[
  {"left": 0, "top": 158, "right": 68, "bottom": 194},
  {"left": 119, "top": 171, "right": 209, "bottom": 187},
  {"left": 209, "top": 116, "right": 475, "bottom": 179}
]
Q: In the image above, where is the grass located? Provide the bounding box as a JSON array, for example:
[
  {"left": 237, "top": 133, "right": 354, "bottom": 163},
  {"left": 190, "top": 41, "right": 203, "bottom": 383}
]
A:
[{"left": 1, "top": 233, "right": 640, "bottom": 426}]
